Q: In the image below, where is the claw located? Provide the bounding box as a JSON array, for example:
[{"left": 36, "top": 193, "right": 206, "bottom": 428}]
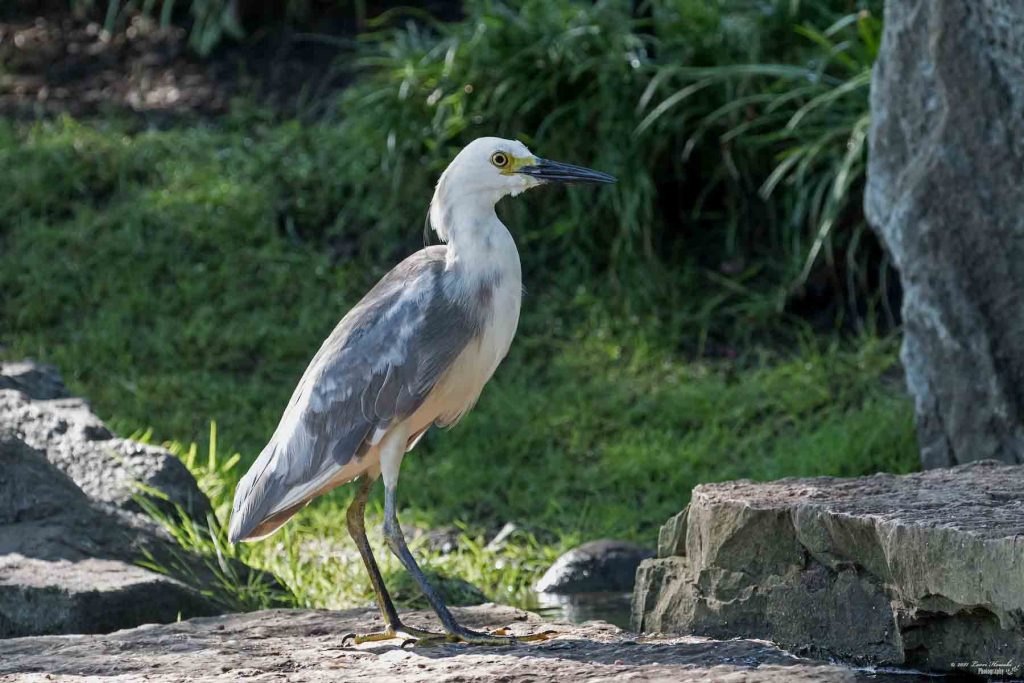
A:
[{"left": 343, "top": 623, "right": 558, "bottom": 648}]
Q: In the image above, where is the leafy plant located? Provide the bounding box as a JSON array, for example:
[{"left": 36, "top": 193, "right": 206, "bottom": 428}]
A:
[{"left": 640, "top": 6, "right": 885, "bottom": 322}]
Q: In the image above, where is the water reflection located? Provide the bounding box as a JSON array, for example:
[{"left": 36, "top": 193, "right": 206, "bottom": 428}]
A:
[{"left": 534, "top": 591, "right": 634, "bottom": 630}]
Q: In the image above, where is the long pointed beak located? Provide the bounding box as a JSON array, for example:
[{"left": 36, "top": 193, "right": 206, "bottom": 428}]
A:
[{"left": 516, "top": 158, "right": 617, "bottom": 185}]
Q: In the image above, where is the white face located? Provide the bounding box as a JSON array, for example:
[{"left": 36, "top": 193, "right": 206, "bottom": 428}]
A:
[{"left": 443, "top": 136, "right": 542, "bottom": 200}]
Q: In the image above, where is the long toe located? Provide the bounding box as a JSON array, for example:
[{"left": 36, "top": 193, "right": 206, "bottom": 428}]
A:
[
  {"left": 342, "top": 622, "right": 444, "bottom": 646},
  {"left": 395, "top": 623, "right": 445, "bottom": 641},
  {"left": 503, "top": 628, "right": 559, "bottom": 643},
  {"left": 439, "top": 626, "right": 560, "bottom": 646}
]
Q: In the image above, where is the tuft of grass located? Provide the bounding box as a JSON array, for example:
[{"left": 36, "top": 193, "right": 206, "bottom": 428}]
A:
[{"left": 133, "top": 490, "right": 296, "bottom": 612}]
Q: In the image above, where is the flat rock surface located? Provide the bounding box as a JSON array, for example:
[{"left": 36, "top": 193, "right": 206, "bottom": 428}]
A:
[
  {"left": 634, "top": 461, "right": 1024, "bottom": 676},
  {"left": 693, "top": 461, "right": 1024, "bottom": 539},
  {"left": 0, "top": 605, "right": 926, "bottom": 682}
]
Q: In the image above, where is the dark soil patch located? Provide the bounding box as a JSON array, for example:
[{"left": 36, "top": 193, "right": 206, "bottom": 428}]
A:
[{"left": 0, "top": 1, "right": 457, "bottom": 124}]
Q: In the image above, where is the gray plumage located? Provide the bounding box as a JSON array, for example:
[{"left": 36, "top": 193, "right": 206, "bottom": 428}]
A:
[{"left": 229, "top": 246, "right": 481, "bottom": 541}]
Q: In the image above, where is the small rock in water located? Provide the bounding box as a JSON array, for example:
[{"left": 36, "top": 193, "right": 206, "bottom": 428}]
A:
[{"left": 534, "top": 540, "right": 654, "bottom": 594}]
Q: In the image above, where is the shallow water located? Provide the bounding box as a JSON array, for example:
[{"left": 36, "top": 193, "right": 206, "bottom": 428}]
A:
[{"left": 532, "top": 591, "right": 633, "bottom": 629}]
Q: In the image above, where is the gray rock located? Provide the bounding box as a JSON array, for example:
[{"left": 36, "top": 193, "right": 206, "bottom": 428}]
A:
[
  {"left": 0, "top": 361, "right": 286, "bottom": 637},
  {"left": 0, "top": 361, "right": 68, "bottom": 400},
  {"left": 0, "top": 555, "right": 216, "bottom": 637},
  {"left": 632, "top": 462, "right": 1024, "bottom": 677},
  {"left": 0, "top": 604, "right": 932, "bottom": 681},
  {"left": 0, "top": 431, "right": 222, "bottom": 636},
  {"left": 535, "top": 540, "right": 653, "bottom": 594},
  {"left": 0, "top": 361, "right": 210, "bottom": 520},
  {"left": 865, "top": 1, "right": 1024, "bottom": 467}
]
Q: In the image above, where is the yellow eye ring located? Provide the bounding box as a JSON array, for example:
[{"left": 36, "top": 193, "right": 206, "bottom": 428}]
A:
[{"left": 490, "top": 152, "right": 509, "bottom": 168}]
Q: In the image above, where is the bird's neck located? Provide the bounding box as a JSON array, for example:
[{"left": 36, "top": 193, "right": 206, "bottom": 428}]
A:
[{"left": 430, "top": 189, "right": 521, "bottom": 283}]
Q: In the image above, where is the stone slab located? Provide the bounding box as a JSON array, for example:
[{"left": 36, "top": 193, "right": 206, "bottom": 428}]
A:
[{"left": 633, "top": 462, "right": 1024, "bottom": 676}]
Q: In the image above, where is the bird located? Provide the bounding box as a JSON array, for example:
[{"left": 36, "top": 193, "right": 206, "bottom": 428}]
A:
[{"left": 228, "top": 137, "right": 615, "bottom": 646}]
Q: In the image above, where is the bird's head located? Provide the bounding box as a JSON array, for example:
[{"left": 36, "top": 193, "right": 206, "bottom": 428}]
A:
[
  {"left": 430, "top": 137, "right": 615, "bottom": 241},
  {"left": 438, "top": 136, "right": 616, "bottom": 201}
]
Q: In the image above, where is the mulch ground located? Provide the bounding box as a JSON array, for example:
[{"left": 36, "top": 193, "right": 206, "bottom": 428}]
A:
[{"left": 0, "top": 1, "right": 420, "bottom": 124}]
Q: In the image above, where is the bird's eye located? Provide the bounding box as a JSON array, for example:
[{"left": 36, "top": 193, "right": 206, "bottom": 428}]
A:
[{"left": 490, "top": 152, "right": 509, "bottom": 168}]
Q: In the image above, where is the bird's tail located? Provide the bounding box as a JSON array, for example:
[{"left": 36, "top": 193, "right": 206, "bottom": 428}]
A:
[{"left": 228, "top": 440, "right": 300, "bottom": 543}]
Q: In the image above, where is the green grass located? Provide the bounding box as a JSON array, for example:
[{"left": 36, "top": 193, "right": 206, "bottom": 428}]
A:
[
  {"left": 0, "top": 119, "right": 915, "bottom": 607},
  {"left": 0, "top": 117, "right": 917, "bottom": 610},
  {"left": 0, "top": 0, "right": 914, "bottom": 611}
]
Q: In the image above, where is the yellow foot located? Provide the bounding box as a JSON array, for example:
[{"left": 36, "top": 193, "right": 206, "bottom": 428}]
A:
[
  {"left": 411, "top": 626, "right": 560, "bottom": 647},
  {"left": 341, "top": 623, "right": 442, "bottom": 646}
]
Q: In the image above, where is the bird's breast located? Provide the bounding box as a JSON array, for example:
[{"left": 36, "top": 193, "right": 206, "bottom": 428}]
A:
[{"left": 421, "top": 265, "right": 522, "bottom": 430}]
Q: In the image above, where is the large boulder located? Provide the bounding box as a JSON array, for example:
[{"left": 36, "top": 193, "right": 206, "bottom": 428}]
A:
[
  {"left": 0, "top": 361, "right": 284, "bottom": 637},
  {"left": 632, "top": 462, "right": 1024, "bottom": 677},
  {"left": 0, "top": 604, "right": 926, "bottom": 681},
  {"left": 0, "top": 361, "right": 210, "bottom": 519},
  {"left": 865, "top": 2, "right": 1024, "bottom": 467},
  {"left": 0, "top": 431, "right": 222, "bottom": 636}
]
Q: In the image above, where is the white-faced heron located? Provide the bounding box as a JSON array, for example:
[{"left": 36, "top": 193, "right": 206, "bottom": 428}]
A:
[{"left": 228, "top": 137, "right": 615, "bottom": 645}]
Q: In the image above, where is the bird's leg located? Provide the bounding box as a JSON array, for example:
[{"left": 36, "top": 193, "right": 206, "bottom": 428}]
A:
[
  {"left": 381, "top": 482, "right": 556, "bottom": 646},
  {"left": 341, "top": 476, "right": 441, "bottom": 645}
]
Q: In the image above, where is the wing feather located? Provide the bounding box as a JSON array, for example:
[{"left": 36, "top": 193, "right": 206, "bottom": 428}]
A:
[{"left": 229, "top": 246, "right": 479, "bottom": 541}]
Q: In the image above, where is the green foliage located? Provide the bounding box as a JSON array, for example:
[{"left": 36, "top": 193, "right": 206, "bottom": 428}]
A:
[
  {"left": 337, "top": 0, "right": 661, "bottom": 266},
  {"left": 340, "top": 0, "right": 884, "bottom": 317},
  {"left": 642, "top": 8, "right": 883, "bottom": 316},
  {"left": 126, "top": 336, "right": 916, "bottom": 611},
  {"left": 133, "top": 491, "right": 296, "bottom": 612},
  {"left": 0, "top": 118, "right": 916, "bottom": 611}
]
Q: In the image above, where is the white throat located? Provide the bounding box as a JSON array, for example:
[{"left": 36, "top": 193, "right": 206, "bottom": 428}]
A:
[{"left": 430, "top": 178, "right": 521, "bottom": 282}]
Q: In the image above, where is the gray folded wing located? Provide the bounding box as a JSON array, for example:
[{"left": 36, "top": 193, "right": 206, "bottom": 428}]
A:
[{"left": 229, "top": 246, "right": 479, "bottom": 541}]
